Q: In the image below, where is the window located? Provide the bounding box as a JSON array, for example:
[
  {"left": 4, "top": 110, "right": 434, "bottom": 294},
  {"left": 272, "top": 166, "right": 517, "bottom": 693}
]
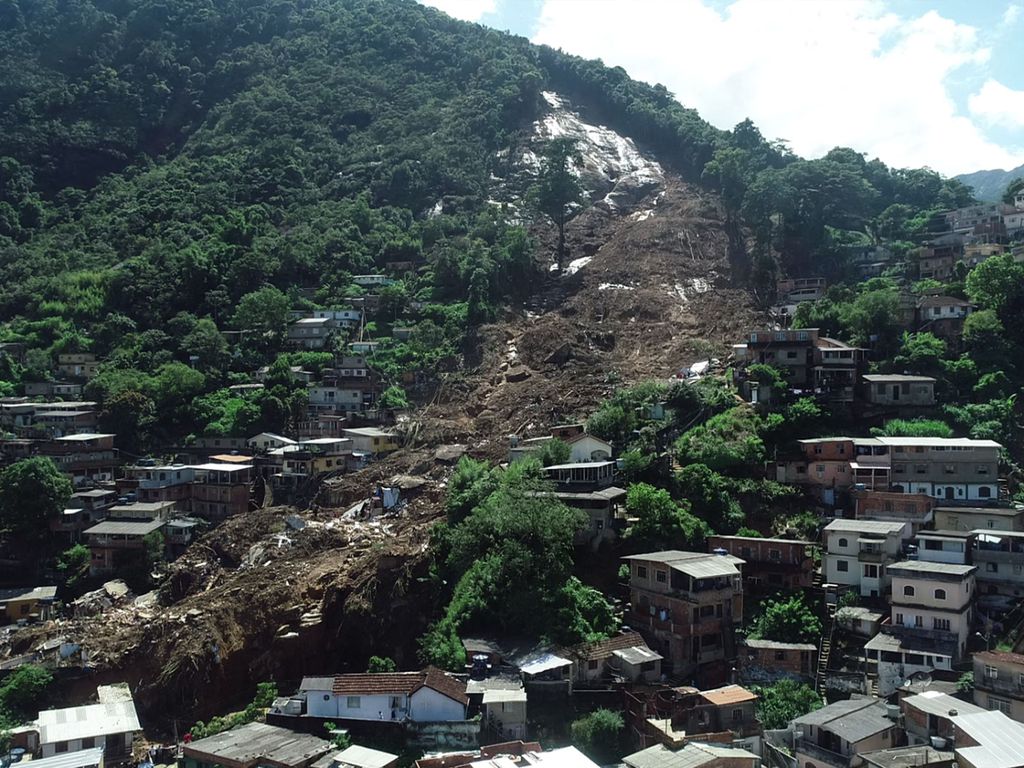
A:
[
  {"left": 979, "top": 487, "right": 992, "bottom": 498},
  {"left": 656, "top": 570, "right": 667, "bottom": 583},
  {"left": 55, "top": 743, "right": 68, "bottom": 754},
  {"left": 903, "top": 585, "right": 916, "bottom": 597},
  {"left": 915, "top": 464, "right": 928, "bottom": 474},
  {"left": 732, "top": 708, "right": 744, "bottom": 722},
  {"left": 323, "top": 694, "right": 331, "bottom": 701},
  {"left": 943, "top": 464, "right": 956, "bottom": 475},
  {"left": 895, "top": 612, "right": 904, "bottom": 625},
  {"left": 914, "top": 615, "right": 923, "bottom": 627},
  {"left": 838, "top": 538, "right": 849, "bottom": 548},
  {"left": 347, "top": 696, "right": 361, "bottom": 708},
  {"left": 863, "top": 564, "right": 879, "bottom": 578},
  {"left": 933, "top": 618, "right": 951, "bottom": 631},
  {"left": 776, "top": 650, "right": 786, "bottom": 661},
  {"left": 934, "top": 589, "right": 947, "bottom": 600},
  {"left": 588, "top": 660, "right": 599, "bottom": 670},
  {"left": 636, "top": 566, "right": 648, "bottom": 579},
  {"left": 837, "top": 560, "right": 849, "bottom": 572},
  {"left": 985, "top": 665, "right": 998, "bottom": 679},
  {"left": 987, "top": 562, "right": 999, "bottom": 573},
  {"left": 989, "top": 697, "right": 1011, "bottom": 715},
  {"left": 81, "top": 738, "right": 95, "bottom": 749},
  {"left": 977, "top": 464, "right": 990, "bottom": 475},
  {"left": 769, "top": 548, "right": 781, "bottom": 561}
]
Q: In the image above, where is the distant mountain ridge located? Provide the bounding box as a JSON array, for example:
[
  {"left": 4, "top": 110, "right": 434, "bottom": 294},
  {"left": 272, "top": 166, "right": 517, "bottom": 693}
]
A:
[{"left": 956, "top": 163, "right": 1024, "bottom": 202}]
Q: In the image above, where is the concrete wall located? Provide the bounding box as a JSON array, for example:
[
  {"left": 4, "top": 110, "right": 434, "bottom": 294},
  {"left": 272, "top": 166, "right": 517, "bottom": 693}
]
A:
[{"left": 409, "top": 687, "right": 466, "bottom": 722}]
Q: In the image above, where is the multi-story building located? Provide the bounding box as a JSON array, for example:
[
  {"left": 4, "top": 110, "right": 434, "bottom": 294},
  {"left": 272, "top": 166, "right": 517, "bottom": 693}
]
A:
[
  {"left": 866, "top": 561, "right": 976, "bottom": 695},
  {"left": 972, "top": 529, "right": 1024, "bottom": 607},
  {"left": 853, "top": 489, "right": 935, "bottom": 533},
  {"left": 733, "top": 329, "right": 866, "bottom": 404},
  {"left": 57, "top": 352, "right": 100, "bottom": 380},
  {"left": 973, "top": 651, "right": 1024, "bottom": 723},
  {"left": 934, "top": 505, "right": 1024, "bottom": 532},
  {"left": 190, "top": 463, "right": 252, "bottom": 518},
  {"left": 287, "top": 317, "right": 337, "bottom": 349},
  {"left": 901, "top": 690, "right": 986, "bottom": 745},
  {"left": 707, "top": 535, "right": 815, "bottom": 591},
  {"left": 778, "top": 438, "right": 890, "bottom": 500},
  {"left": 42, "top": 433, "right": 118, "bottom": 485},
  {"left": 83, "top": 518, "right": 166, "bottom": 575},
  {"left": 777, "top": 277, "right": 827, "bottom": 304},
  {"left": 121, "top": 463, "right": 196, "bottom": 510},
  {"left": 624, "top": 551, "right": 743, "bottom": 687},
  {"left": 823, "top": 519, "right": 908, "bottom": 598},
  {"left": 792, "top": 698, "right": 899, "bottom": 768},
  {"left": 879, "top": 437, "right": 1001, "bottom": 503}
]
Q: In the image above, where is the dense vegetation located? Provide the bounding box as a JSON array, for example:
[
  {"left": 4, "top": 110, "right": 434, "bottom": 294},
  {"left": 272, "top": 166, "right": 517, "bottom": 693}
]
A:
[{"left": 0, "top": 0, "right": 996, "bottom": 452}]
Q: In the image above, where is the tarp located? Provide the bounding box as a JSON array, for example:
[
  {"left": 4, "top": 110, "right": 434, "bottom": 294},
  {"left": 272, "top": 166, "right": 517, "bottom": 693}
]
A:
[{"left": 518, "top": 652, "right": 571, "bottom": 676}]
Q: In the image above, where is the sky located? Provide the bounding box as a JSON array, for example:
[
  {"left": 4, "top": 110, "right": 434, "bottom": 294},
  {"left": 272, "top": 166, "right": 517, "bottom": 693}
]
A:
[{"left": 420, "top": 0, "right": 1024, "bottom": 176}]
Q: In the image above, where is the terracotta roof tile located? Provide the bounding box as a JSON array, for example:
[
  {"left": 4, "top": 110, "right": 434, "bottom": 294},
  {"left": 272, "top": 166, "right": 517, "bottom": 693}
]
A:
[
  {"left": 329, "top": 668, "right": 468, "bottom": 705},
  {"left": 699, "top": 685, "right": 757, "bottom": 707},
  {"left": 560, "top": 631, "right": 650, "bottom": 662}
]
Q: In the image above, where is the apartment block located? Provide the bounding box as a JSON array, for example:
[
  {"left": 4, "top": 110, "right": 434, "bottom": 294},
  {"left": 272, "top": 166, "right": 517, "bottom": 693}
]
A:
[
  {"left": 879, "top": 437, "right": 1001, "bottom": 503},
  {"left": 624, "top": 551, "right": 744, "bottom": 688},
  {"left": 823, "top": 519, "right": 909, "bottom": 598}
]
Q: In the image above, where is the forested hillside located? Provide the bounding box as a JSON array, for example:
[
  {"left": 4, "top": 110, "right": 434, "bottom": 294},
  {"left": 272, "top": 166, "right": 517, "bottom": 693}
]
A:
[{"left": 0, "top": 0, "right": 993, "bottom": 446}]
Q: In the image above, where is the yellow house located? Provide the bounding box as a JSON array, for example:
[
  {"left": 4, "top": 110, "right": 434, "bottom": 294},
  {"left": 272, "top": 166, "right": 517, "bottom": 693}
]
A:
[{"left": 0, "top": 586, "right": 57, "bottom": 623}]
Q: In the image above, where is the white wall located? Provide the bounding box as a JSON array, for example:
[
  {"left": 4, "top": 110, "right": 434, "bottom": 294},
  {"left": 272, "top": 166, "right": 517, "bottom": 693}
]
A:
[
  {"left": 307, "top": 691, "right": 408, "bottom": 720},
  {"left": 409, "top": 687, "right": 466, "bottom": 721}
]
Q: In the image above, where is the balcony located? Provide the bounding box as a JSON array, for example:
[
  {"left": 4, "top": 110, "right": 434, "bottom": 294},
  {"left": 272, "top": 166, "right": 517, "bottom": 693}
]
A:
[
  {"left": 976, "top": 676, "right": 1024, "bottom": 699},
  {"left": 795, "top": 739, "right": 848, "bottom": 768}
]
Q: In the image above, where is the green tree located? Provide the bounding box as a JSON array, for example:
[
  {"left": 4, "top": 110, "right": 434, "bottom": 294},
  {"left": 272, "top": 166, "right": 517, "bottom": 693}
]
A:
[
  {"left": 1002, "top": 177, "right": 1024, "bottom": 205},
  {"left": 870, "top": 419, "right": 953, "bottom": 438},
  {"left": 531, "top": 137, "right": 584, "bottom": 268},
  {"left": 233, "top": 286, "right": 291, "bottom": 345},
  {"left": 99, "top": 389, "right": 157, "bottom": 454},
  {"left": 625, "top": 483, "right": 709, "bottom": 548},
  {"left": 379, "top": 385, "right": 409, "bottom": 410},
  {"left": 533, "top": 438, "right": 570, "bottom": 467},
  {"left": 182, "top": 318, "right": 230, "bottom": 374},
  {"left": 445, "top": 456, "right": 498, "bottom": 525},
  {"left": 748, "top": 595, "right": 822, "bottom": 644},
  {"left": 57, "top": 544, "right": 90, "bottom": 591},
  {"left": 0, "top": 457, "right": 72, "bottom": 534},
  {"left": 893, "top": 332, "right": 947, "bottom": 377},
  {"left": 367, "top": 655, "right": 397, "bottom": 672},
  {"left": 962, "top": 309, "right": 1013, "bottom": 374},
  {"left": 676, "top": 463, "right": 744, "bottom": 533},
  {"left": 570, "top": 709, "right": 625, "bottom": 764},
  {"left": 752, "top": 679, "right": 821, "bottom": 729},
  {"left": 0, "top": 665, "right": 53, "bottom": 722}
]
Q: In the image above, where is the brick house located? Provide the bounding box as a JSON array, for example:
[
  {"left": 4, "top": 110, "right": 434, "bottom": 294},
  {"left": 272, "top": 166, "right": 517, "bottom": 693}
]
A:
[{"left": 707, "top": 535, "right": 814, "bottom": 591}]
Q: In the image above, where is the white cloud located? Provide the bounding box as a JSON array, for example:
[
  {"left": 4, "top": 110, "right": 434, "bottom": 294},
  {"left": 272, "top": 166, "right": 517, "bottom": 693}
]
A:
[
  {"left": 531, "top": 0, "right": 1024, "bottom": 175},
  {"left": 1003, "top": 4, "right": 1022, "bottom": 26},
  {"left": 969, "top": 79, "right": 1024, "bottom": 129},
  {"left": 420, "top": 0, "right": 496, "bottom": 23}
]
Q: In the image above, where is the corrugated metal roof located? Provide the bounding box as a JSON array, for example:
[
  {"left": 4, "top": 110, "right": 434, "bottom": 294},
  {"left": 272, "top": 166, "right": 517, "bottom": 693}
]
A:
[
  {"left": 952, "top": 711, "right": 1024, "bottom": 768},
  {"left": 903, "top": 691, "right": 984, "bottom": 718},
  {"left": 23, "top": 747, "right": 103, "bottom": 768},
  {"left": 622, "top": 551, "right": 743, "bottom": 578},
  {"left": 794, "top": 698, "right": 894, "bottom": 743},
  {"left": 37, "top": 700, "right": 141, "bottom": 745},
  {"left": 332, "top": 745, "right": 400, "bottom": 768},
  {"left": 887, "top": 561, "right": 975, "bottom": 576},
  {"left": 84, "top": 520, "right": 165, "bottom": 536},
  {"left": 876, "top": 436, "right": 1002, "bottom": 448},
  {"left": 184, "top": 722, "right": 332, "bottom": 766},
  {"left": 825, "top": 519, "right": 906, "bottom": 534},
  {"left": 624, "top": 743, "right": 757, "bottom": 768},
  {"left": 611, "top": 647, "right": 663, "bottom": 665}
]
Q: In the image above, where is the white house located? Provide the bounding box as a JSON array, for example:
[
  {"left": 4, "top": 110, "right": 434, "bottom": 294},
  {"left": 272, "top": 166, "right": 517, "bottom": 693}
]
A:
[
  {"left": 247, "top": 432, "right": 297, "bottom": 453},
  {"left": 36, "top": 684, "right": 140, "bottom": 759},
  {"left": 300, "top": 668, "right": 468, "bottom": 722},
  {"left": 823, "top": 519, "right": 909, "bottom": 598}
]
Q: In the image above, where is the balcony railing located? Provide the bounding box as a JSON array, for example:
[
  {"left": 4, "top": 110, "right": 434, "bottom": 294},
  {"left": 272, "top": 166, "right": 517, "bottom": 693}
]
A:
[{"left": 796, "top": 739, "right": 848, "bottom": 768}]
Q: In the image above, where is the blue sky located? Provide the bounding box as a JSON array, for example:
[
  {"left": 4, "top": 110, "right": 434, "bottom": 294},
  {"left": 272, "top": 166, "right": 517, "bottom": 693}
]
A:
[{"left": 422, "top": 0, "right": 1024, "bottom": 175}]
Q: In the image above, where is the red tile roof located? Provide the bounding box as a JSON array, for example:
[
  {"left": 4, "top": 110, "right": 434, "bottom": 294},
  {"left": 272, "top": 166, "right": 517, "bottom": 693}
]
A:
[
  {"left": 329, "top": 667, "right": 468, "bottom": 705},
  {"left": 560, "top": 631, "right": 650, "bottom": 662}
]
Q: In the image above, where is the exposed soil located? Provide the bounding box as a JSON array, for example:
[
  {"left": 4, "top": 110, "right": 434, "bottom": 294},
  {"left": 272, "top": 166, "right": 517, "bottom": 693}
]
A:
[{"left": 7, "top": 167, "right": 766, "bottom": 730}]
